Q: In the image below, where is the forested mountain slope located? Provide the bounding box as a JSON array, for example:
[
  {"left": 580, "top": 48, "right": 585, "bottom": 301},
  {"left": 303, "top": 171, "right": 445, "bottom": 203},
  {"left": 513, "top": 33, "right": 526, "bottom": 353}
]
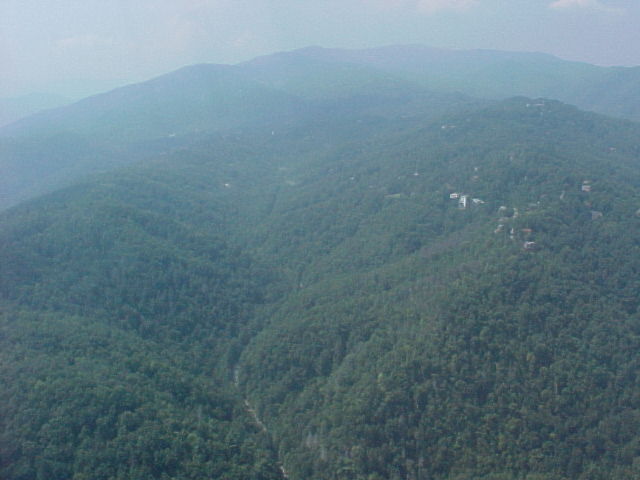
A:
[
  {"left": 0, "top": 61, "right": 476, "bottom": 211},
  {"left": 4, "top": 44, "right": 640, "bottom": 212},
  {"left": 0, "top": 64, "right": 305, "bottom": 140},
  {"left": 232, "top": 99, "right": 640, "bottom": 480},
  {"left": 0, "top": 161, "right": 284, "bottom": 479},
  {"left": 0, "top": 64, "right": 310, "bottom": 210},
  {"left": 3, "top": 97, "right": 640, "bottom": 479}
]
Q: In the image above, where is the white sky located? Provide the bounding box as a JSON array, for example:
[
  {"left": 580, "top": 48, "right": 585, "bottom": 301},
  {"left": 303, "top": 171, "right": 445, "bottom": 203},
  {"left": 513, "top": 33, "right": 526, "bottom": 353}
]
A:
[{"left": 1, "top": 0, "right": 638, "bottom": 98}]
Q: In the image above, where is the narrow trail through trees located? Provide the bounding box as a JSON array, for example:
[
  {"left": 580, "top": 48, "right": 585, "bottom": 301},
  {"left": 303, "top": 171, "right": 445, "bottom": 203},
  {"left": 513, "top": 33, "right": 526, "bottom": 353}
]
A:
[{"left": 233, "top": 365, "right": 290, "bottom": 479}]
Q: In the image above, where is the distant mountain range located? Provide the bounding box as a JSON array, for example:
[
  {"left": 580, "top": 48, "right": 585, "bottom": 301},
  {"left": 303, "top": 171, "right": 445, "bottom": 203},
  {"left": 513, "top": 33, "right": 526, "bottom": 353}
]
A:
[
  {"left": 5, "top": 45, "right": 640, "bottom": 139},
  {"left": 2, "top": 45, "right": 639, "bottom": 210},
  {"left": 241, "top": 45, "right": 640, "bottom": 120},
  {"left": 3, "top": 45, "right": 640, "bottom": 480},
  {"left": 5, "top": 45, "right": 640, "bottom": 137},
  {"left": 0, "top": 93, "right": 71, "bottom": 127}
]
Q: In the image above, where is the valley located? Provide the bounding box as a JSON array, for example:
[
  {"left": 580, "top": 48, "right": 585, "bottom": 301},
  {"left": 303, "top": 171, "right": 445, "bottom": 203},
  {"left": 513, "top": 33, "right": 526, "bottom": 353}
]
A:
[{"left": 2, "top": 46, "right": 640, "bottom": 480}]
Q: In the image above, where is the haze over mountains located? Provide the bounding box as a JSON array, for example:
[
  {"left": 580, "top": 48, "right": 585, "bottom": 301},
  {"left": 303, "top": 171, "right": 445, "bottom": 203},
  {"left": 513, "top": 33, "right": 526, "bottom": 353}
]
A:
[
  {"left": 2, "top": 44, "right": 640, "bottom": 480},
  {"left": 242, "top": 45, "right": 640, "bottom": 119},
  {"left": 2, "top": 45, "right": 640, "bottom": 212},
  {"left": 0, "top": 93, "right": 71, "bottom": 128},
  {"left": 6, "top": 44, "right": 640, "bottom": 135}
]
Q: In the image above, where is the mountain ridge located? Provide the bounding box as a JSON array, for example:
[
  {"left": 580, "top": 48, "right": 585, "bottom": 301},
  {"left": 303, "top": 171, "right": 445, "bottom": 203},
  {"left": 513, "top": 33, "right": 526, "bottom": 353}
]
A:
[
  {"left": 4, "top": 43, "right": 639, "bottom": 140},
  {"left": 4, "top": 95, "right": 640, "bottom": 478}
]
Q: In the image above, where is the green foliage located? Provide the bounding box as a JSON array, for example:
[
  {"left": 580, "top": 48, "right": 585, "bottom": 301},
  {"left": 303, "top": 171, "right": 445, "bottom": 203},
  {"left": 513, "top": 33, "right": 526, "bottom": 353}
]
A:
[
  {"left": 3, "top": 96, "right": 640, "bottom": 480},
  {"left": 234, "top": 99, "right": 640, "bottom": 480},
  {"left": 0, "top": 310, "right": 282, "bottom": 480},
  {"left": 0, "top": 165, "right": 281, "bottom": 479}
]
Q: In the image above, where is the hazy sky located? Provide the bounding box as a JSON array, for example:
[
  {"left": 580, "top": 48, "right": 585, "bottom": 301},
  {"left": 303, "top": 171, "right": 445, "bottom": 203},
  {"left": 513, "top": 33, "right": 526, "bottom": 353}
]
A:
[{"left": 2, "top": 0, "right": 639, "bottom": 98}]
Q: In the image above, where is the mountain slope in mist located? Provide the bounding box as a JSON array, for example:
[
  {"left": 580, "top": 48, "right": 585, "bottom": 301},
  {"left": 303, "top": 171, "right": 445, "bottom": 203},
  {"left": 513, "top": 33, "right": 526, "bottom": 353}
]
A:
[{"left": 3, "top": 95, "right": 640, "bottom": 479}]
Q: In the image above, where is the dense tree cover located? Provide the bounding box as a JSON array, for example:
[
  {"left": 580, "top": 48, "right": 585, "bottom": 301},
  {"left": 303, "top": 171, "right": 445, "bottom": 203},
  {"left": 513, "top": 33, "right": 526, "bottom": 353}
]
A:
[
  {"left": 235, "top": 99, "right": 640, "bottom": 479},
  {"left": 0, "top": 167, "right": 283, "bottom": 479},
  {"left": 3, "top": 97, "right": 640, "bottom": 479},
  {"left": 246, "top": 221, "right": 640, "bottom": 479},
  {"left": 0, "top": 310, "right": 280, "bottom": 480}
]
